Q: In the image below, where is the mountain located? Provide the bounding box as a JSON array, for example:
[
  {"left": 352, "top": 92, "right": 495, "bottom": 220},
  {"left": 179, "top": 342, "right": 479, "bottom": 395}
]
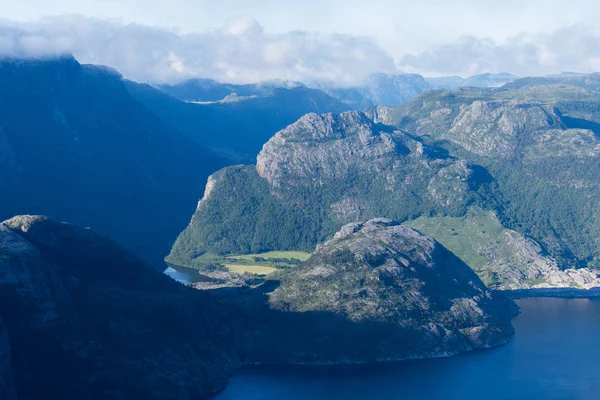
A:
[
  {"left": 127, "top": 81, "right": 351, "bottom": 162},
  {"left": 268, "top": 218, "right": 517, "bottom": 359},
  {"left": 425, "top": 76, "right": 465, "bottom": 90},
  {"left": 316, "top": 73, "right": 433, "bottom": 109},
  {"left": 169, "top": 100, "right": 600, "bottom": 292},
  {"left": 157, "top": 78, "right": 305, "bottom": 102},
  {"left": 425, "top": 73, "right": 520, "bottom": 90},
  {"left": 0, "top": 215, "right": 241, "bottom": 399},
  {"left": 0, "top": 55, "right": 225, "bottom": 268},
  {"left": 405, "top": 207, "right": 600, "bottom": 291},
  {"left": 167, "top": 111, "right": 487, "bottom": 266},
  {"left": 0, "top": 215, "right": 517, "bottom": 398},
  {"left": 317, "top": 72, "right": 520, "bottom": 109},
  {"left": 313, "top": 86, "right": 376, "bottom": 110},
  {"left": 460, "top": 72, "right": 520, "bottom": 88},
  {"left": 373, "top": 83, "right": 600, "bottom": 275},
  {"left": 0, "top": 317, "right": 15, "bottom": 400},
  {"left": 501, "top": 73, "right": 600, "bottom": 96}
]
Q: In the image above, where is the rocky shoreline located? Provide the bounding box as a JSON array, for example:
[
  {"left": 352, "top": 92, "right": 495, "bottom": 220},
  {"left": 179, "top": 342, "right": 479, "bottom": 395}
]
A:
[{"left": 504, "top": 287, "right": 600, "bottom": 299}]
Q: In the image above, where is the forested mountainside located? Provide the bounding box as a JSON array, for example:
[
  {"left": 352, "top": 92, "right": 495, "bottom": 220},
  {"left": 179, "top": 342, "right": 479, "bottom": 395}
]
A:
[
  {"left": 170, "top": 81, "right": 600, "bottom": 290},
  {"left": 0, "top": 55, "right": 225, "bottom": 268},
  {"left": 374, "top": 83, "right": 600, "bottom": 271},
  {"left": 0, "top": 216, "right": 239, "bottom": 399},
  {"left": 167, "top": 111, "right": 488, "bottom": 264},
  {"left": 0, "top": 215, "right": 516, "bottom": 399}
]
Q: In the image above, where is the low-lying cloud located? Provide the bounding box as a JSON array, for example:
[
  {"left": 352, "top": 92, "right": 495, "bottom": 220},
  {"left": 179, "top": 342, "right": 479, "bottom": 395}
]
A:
[
  {"left": 399, "top": 25, "right": 600, "bottom": 77},
  {"left": 0, "top": 15, "right": 397, "bottom": 85},
  {"left": 2, "top": 15, "right": 600, "bottom": 84}
]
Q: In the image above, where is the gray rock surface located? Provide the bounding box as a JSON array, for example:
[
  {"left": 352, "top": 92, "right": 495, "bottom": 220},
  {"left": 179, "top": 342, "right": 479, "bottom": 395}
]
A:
[
  {"left": 406, "top": 208, "right": 600, "bottom": 291},
  {"left": 269, "top": 219, "right": 517, "bottom": 360},
  {"left": 1, "top": 214, "right": 520, "bottom": 397},
  {"left": 169, "top": 111, "right": 484, "bottom": 264}
]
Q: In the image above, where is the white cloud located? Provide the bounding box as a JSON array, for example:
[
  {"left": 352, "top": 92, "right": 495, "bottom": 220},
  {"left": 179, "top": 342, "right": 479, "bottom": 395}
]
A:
[
  {"left": 2, "top": 14, "right": 600, "bottom": 84},
  {"left": 0, "top": 15, "right": 397, "bottom": 85},
  {"left": 399, "top": 25, "right": 600, "bottom": 77}
]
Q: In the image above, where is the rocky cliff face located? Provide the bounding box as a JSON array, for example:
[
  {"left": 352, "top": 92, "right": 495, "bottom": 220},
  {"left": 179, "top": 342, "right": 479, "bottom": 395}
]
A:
[
  {"left": 377, "top": 84, "right": 600, "bottom": 273},
  {"left": 0, "top": 55, "right": 226, "bottom": 269},
  {"left": 127, "top": 80, "right": 351, "bottom": 163},
  {"left": 0, "top": 216, "right": 239, "bottom": 400},
  {"left": 268, "top": 219, "right": 517, "bottom": 360},
  {"left": 406, "top": 207, "right": 600, "bottom": 291},
  {"left": 316, "top": 73, "right": 433, "bottom": 109},
  {"left": 256, "top": 111, "right": 416, "bottom": 193},
  {"left": 171, "top": 96, "right": 600, "bottom": 292},
  {"left": 168, "top": 111, "right": 488, "bottom": 264},
  {"left": 1, "top": 215, "right": 519, "bottom": 397}
]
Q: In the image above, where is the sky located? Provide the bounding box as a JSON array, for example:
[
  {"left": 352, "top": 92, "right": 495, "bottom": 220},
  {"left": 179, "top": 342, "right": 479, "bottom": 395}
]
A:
[{"left": 1, "top": 0, "right": 600, "bottom": 84}]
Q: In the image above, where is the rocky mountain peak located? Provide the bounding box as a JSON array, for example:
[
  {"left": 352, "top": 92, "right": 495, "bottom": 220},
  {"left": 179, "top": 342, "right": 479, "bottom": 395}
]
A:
[
  {"left": 268, "top": 219, "right": 517, "bottom": 357},
  {"left": 256, "top": 111, "right": 414, "bottom": 192},
  {"left": 263, "top": 110, "right": 379, "bottom": 143}
]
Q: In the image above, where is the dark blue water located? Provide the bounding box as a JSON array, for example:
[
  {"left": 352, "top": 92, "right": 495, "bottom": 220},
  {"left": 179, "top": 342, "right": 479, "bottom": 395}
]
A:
[
  {"left": 214, "top": 298, "right": 600, "bottom": 400},
  {"left": 164, "top": 265, "right": 208, "bottom": 285}
]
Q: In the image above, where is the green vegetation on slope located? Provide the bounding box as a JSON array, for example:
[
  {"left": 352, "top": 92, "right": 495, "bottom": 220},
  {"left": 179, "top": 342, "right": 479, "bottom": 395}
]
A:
[
  {"left": 167, "top": 112, "right": 493, "bottom": 271},
  {"left": 405, "top": 207, "right": 560, "bottom": 288},
  {"left": 166, "top": 166, "right": 330, "bottom": 268},
  {"left": 379, "top": 85, "right": 600, "bottom": 270},
  {"left": 224, "top": 264, "right": 278, "bottom": 275},
  {"left": 209, "top": 251, "right": 312, "bottom": 276}
]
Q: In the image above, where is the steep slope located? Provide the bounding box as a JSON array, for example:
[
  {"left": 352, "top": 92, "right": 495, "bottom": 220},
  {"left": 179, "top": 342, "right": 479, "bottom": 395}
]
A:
[
  {"left": 405, "top": 207, "right": 600, "bottom": 291},
  {"left": 0, "top": 215, "right": 240, "bottom": 399},
  {"left": 0, "top": 215, "right": 518, "bottom": 398},
  {"left": 268, "top": 219, "right": 517, "bottom": 360},
  {"left": 376, "top": 85, "right": 600, "bottom": 271},
  {"left": 0, "top": 55, "right": 225, "bottom": 268},
  {"left": 168, "top": 111, "right": 490, "bottom": 267},
  {"left": 360, "top": 73, "right": 432, "bottom": 106},
  {"left": 127, "top": 81, "right": 351, "bottom": 162}
]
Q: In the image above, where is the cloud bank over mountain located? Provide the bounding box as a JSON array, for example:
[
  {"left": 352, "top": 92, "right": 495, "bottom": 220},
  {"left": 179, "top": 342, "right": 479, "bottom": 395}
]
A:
[
  {"left": 1, "top": 14, "right": 600, "bottom": 84},
  {"left": 0, "top": 15, "right": 396, "bottom": 85},
  {"left": 399, "top": 25, "right": 600, "bottom": 77}
]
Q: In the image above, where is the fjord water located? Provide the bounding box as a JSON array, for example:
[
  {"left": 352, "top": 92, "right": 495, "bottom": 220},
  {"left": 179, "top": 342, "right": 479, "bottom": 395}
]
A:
[
  {"left": 214, "top": 298, "right": 600, "bottom": 400},
  {"left": 164, "top": 265, "right": 206, "bottom": 284}
]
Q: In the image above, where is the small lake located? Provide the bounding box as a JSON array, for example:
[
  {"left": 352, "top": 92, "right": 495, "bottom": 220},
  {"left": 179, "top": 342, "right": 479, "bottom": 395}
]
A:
[
  {"left": 214, "top": 298, "right": 600, "bottom": 400},
  {"left": 164, "top": 265, "right": 209, "bottom": 285}
]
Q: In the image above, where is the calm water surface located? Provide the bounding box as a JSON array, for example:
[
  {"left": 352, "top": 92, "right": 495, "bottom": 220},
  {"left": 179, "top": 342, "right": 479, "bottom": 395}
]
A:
[
  {"left": 164, "top": 265, "right": 207, "bottom": 284},
  {"left": 214, "top": 298, "right": 600, "bottom": 400}
]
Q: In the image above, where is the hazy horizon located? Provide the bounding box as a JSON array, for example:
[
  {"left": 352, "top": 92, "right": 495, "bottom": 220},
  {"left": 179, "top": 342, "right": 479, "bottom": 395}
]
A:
[{"left": 2, "top": 1, "right": 600, "bottom": 84}]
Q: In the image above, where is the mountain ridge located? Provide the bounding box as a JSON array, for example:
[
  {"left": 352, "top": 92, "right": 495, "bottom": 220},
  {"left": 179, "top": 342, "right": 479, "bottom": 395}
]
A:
[{"left": 0, "top": 55, "right": 227, "bottom": 268}]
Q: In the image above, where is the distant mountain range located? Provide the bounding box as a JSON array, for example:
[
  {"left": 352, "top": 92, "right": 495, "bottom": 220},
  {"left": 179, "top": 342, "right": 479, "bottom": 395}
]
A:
[
  {"left": 127, "top": 81, "right": 350, "bottom": 162},
  {"left": 157, "top": 78, "right": 305, "bottom": 102},
  {"left": 156, "top": 72, "right": 523, "bottom": 111}
]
